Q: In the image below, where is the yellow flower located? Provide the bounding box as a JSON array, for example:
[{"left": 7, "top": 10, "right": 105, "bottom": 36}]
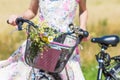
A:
[{"left": 42, "top": 36, "right": 49, "bottom": 44}]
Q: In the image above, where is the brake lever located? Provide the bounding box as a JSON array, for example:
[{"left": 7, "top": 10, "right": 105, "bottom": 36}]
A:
[
  {"left": 69, "top": 24, "right": 89, "bottom": 37},
  {"left": 9, "top": 27, "right": 26, "bottom": 34}
]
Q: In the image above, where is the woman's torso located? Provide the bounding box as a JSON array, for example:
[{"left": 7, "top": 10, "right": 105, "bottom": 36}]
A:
[{"left": 39, "top": 0, "right": 79, "bottom": 32}]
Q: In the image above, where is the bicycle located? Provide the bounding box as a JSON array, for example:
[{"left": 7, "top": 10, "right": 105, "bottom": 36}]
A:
[
  {"left": 91, "top": 35, "right": 120, "bottom": 80},
  {"left": 7, "top": 17, "right": 89, "bottom": 80}
]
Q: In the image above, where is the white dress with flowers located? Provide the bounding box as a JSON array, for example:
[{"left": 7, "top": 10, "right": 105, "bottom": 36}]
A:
[
  {"left": 39, "top": 0, "right": 78, "bottom": 32},
  {"left": 0, "top": 41, "right": 32, "bottom": 80},
  {"left": 39, "top": 0, "right": 85, "bottom": 80},
  {"left": 0, "top": 0, "right": 85, "bottom": 80}
]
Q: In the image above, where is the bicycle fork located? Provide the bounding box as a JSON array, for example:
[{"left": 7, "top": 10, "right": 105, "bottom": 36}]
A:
[
  {"left": 31, "top": 68, "right": 36, "bottom": 80},
  {"left": 96, "top": 48, "right": 105, "bottom": 80},
  {"left": 97, "top": 59, "right": 104, "bottom": 80},
  {"left": 97, "top": 63, "right": 103, "bottom": 80}
]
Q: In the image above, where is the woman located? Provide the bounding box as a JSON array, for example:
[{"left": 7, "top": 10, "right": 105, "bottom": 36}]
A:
[{"left": 0, "top": 0, "right": 88, "bottom": 80}]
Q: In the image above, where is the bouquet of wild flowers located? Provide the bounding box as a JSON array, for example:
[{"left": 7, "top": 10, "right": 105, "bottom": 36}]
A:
[{"left": 27, "top": 21, "right": 61, "bottom": 61}]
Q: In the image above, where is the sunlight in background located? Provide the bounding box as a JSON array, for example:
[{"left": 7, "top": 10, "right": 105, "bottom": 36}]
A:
[{"left": 0, "top": 0, "right": 120, "bottom": 79}]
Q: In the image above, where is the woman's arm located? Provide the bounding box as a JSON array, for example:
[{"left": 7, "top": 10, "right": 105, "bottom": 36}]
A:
[
  {"left": 8, "top": 0, "right": 39, "bottom": 26},
  {"left": 21, "top": 0, "right": 39, "bottom": 20},
  {"left": 79, "top": 0, "right": 88, "bottom": 30}
]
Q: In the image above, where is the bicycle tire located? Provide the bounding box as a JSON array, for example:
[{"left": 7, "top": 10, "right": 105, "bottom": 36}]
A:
[
  {"left": 28, "top": 69, "right": 62, "bottom": 80},
  {"left": 49, "top": 73, "right": 62, "bottom": 80},
  {"left": 38, "top": 73, "right": 62, "bottom": 80}
]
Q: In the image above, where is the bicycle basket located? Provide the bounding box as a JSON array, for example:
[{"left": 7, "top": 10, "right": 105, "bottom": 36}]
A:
[{"left": 25, "top": 34, "right": 77, "bottom": 73}]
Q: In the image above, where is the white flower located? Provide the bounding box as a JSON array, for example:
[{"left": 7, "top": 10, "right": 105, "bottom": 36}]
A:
[{"left": 48, "top": 36, "right": 54, "bottom": 42}]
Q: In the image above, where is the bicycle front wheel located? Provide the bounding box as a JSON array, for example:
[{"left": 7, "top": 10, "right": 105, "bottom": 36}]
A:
[{"left": 28, "top": 69, "right": 62, "bottom": 80}]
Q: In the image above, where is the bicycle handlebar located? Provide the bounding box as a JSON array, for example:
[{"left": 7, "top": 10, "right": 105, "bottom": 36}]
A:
[
  {"left": 7, "top": 17, "right": 89, "bottom": 38},
  {"left": 69, "top": 23, "right": 89, "bottom": 38},
  {"left": 16, "top": 18, "right": 23, "bottom": 30},
  {"left": 7, "top": 17, "right": 38, "bottom": 30},
  {"left": 15, "top": 17, "right": 38, "bottom": 30}
]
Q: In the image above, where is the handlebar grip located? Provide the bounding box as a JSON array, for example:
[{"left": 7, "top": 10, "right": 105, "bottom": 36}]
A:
[
  {"left": 7, "top": 20, "right": 10, "bottom": 24},
  {"left": 78, "top": 30, "right": 89, "bottom": 38},
  {"left": 16, "top": 17, "right": 23, "bottom": 30},
  {"left": 83, "top": 31, "right": 89, "bottom": 37}
]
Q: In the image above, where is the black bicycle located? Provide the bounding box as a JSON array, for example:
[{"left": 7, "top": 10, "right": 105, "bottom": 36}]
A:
[
  {"left": 8, "top": 17, "right": 89, "bottom": 80},
  {"left": 91, "top": 35, "right": 120, "bottom": 80}
]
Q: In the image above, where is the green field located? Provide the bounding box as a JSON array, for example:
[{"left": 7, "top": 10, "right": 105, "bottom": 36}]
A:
[{"left": 0, "top": 0, "right": 120, "bottom": 80}]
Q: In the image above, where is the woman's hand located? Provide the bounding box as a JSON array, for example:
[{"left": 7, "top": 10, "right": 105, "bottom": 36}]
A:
[
  {"left": 7, "top": 15, "right": 19, "bottom": 26},
  {"left": 82, "top": 35, "right": 90, "bottom": 42},
  {"left": 80, "top": 27, "right": 90, "bottom": 42}
]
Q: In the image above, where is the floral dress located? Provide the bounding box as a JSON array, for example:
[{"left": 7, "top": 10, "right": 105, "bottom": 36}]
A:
[
  {"left": 39, "top": 0, "right": 78, "bottom": 32},
  {"left": 0, "top": 0, "right": 85, "bottom": 80},
  {"left": 0, "top": 41, "right": 32, "bottom": 80},
  {"left": 39, "top": 0, "right": 85, "bottom": 79}
]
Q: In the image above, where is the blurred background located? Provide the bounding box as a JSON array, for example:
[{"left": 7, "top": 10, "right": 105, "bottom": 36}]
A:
[{"left": 0, "top": 0, "right": 120, "bottom": 79}]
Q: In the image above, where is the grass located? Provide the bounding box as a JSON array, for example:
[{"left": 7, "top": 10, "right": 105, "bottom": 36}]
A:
[
  {"left": 82, "top": 63, "right": 98, "bottom": 80},
  {"left": 0, "top": 0, "right": 120, "bottom": 79}
]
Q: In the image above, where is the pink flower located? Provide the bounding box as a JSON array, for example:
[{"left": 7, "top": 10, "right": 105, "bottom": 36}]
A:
[{"left": 63, "top": 1, "right": 70, "bottom": 11}]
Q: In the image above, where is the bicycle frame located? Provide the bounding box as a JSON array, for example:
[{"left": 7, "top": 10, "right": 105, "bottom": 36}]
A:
[
  {"left": 96, "top": 46, "right": 110, "bottom": 80},
  {"left": 96, "top": 45, "right": 108, "bottom": 80},
  {"left": 96, "top": 46, "right": 120, "bottom": 80}
]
